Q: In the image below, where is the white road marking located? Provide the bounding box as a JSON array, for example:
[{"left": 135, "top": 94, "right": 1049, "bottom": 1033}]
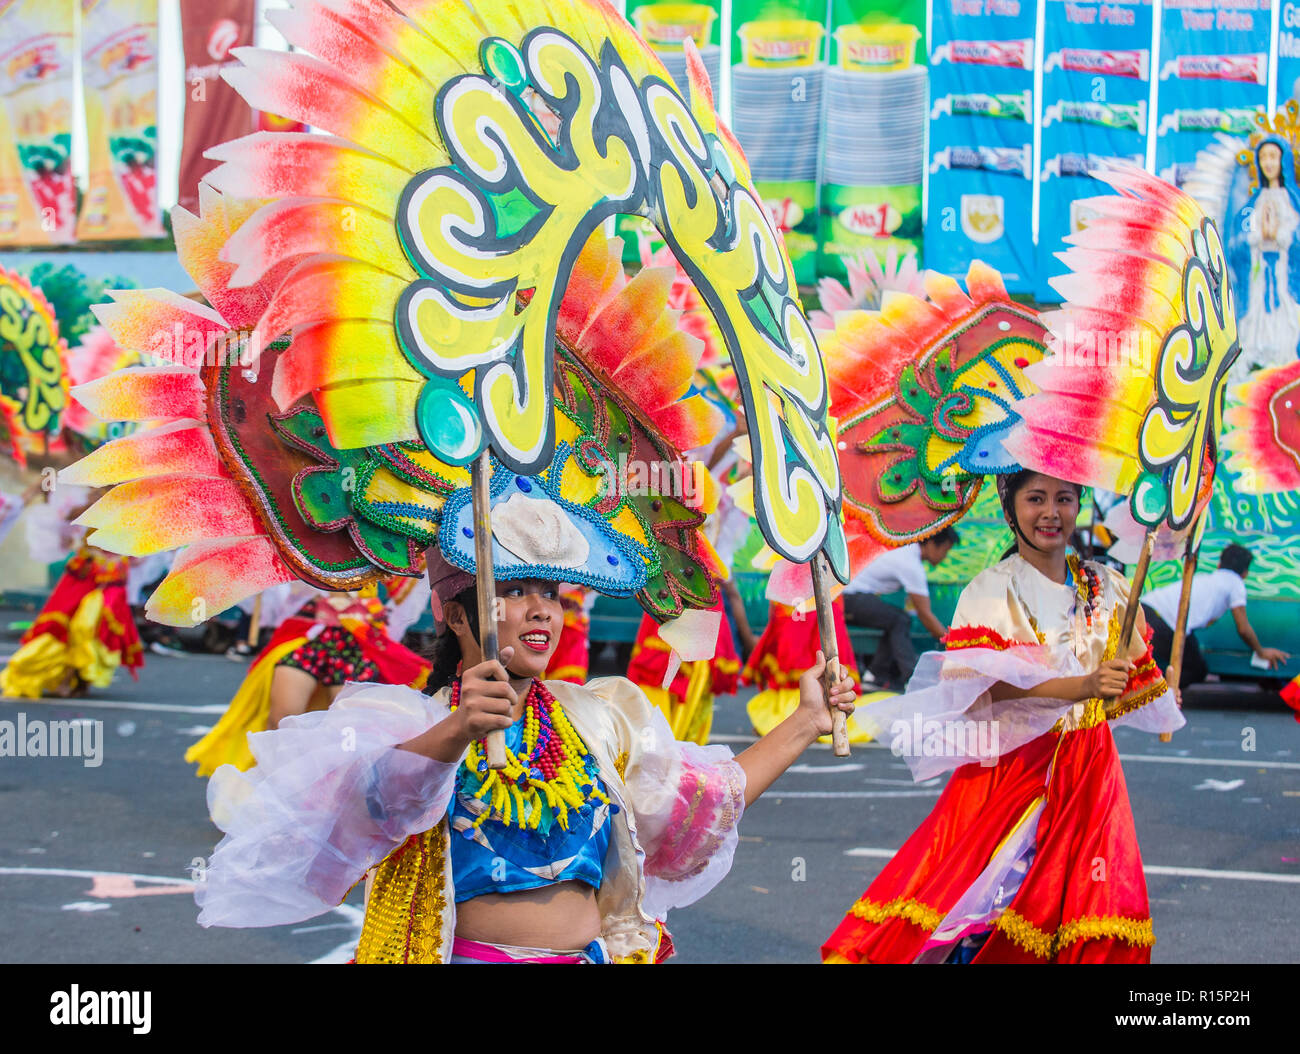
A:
[
  {"left": 843, "top": 849, "right": 1300, "bottom": 884},
  {"left": 710, "top": 733, "right": 1300, "bottom": 770},
  {"left": 176, "top": 726, "right": 214, "bottom": 736},
  {"left": 1119, "top": 754, "right": 1300, "bottom": 771},
  {"left": 0, "top": 866, "right": 193, "bottom": 886},
  {"left": 0, "top": 697, "right": 228, "bottom": 715},
  {"left": 860, "top": 777, "right": 943, "bottom": 787},
  {"left": 1194, "top": 778, "right": 1245, "bottom": 791},
  {"left": 308, "top": 905, "right": 364, "bottom": 964},
  {"left": 62, "top": 901, "right": 112, "bottom": 913},
  {"left": 1145, "top": 865, "right": 1300, "bottom": 885},
  {"left": 786, "top": 763, "right": 864, "bottom": 774},
  {"left": 771, "top": 790, "right": 942, "bottom": 799}
]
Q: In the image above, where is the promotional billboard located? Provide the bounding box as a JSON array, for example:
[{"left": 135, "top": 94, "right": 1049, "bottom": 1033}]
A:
[
  {"left": 77, "top": 0, "right": 163, "bottom": 240},
  {"left": 926, "top": 0, "right": 1038, "bottom": 293}
]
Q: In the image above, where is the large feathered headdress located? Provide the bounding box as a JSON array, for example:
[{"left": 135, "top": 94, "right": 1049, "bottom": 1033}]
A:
[{"left": 63, "top": 0, "right": 844, "bottom": 634}]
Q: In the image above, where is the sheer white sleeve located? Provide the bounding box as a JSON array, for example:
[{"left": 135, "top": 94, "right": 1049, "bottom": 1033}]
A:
[
  {"left": 195, "top": 682, "right": 461, "bottom": 928},
  {"left": 613, "top": 686, "right": 746, "bottom": 919}
]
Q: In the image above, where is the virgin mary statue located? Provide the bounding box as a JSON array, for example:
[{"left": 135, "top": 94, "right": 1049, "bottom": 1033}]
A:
[{"left": 1230, "top": 135, "right": 1300, "bottom": 371}]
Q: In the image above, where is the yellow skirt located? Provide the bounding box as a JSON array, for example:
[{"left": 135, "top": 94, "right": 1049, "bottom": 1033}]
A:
[
  {"left": 642, "top": 658, "right": 715, "bottom": 745},
  {"left": 746, "top": 687, "right": 889, "bottom": 744},
  {"left": 1, "top": 589, "right": 122, "bottom": 699},
  {"left": 185, "top": 635, "right": 307, "bottom": 777}
]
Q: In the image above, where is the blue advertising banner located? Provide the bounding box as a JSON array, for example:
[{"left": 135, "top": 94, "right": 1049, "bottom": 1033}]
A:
[
  {"left": 1279, "top": 1, "right": 1300, "bottom": 101},
  {"left": 1037, "top": 0, "right": 1155, "bottom": 299},
  {"left": 1155, "top": 0, "right": 1273, "bottom": 186},
  {"left": 926, "top": 0, "right": 1038, "bottom": 292}
]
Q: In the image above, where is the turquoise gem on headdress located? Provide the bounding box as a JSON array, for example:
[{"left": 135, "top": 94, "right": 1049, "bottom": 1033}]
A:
[{"left": 415, "top": 379, "right": 483, "bottom": 466}]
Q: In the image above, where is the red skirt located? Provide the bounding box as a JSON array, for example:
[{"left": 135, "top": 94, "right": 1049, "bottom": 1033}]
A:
[
  {"left": 0, "top": 548, "right": 143, "bottom": 697},
  {"left": 822, "top": 720, "right": 1154, "bottom": 963},
  {"left": 625, "top": 604, "right": 741, "bottom": 699},
  {"left": 742, "top": 601, "right": 860, "bottom": 691}
]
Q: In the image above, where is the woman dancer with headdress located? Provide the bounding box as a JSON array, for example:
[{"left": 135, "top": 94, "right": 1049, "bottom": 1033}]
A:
[
  {"left": 822, "top": 470, "right": 1183, "bottom": 963},
  {"left": 1, "top": 487, "right": 143, "bottom": 699},
  {"left": 194, "top": 504, "right": 855, "bottom": 963},
  {"left": 58, "top": 0, "right": 863, "bottom": 963}
]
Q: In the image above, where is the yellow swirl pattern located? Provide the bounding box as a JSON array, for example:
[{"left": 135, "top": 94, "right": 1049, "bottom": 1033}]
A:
[
  {"left": 1136, "top": 220, "right": 1240, "bottom": 529},
  {"left": 393, "top": 28, "right": 840, "bottom": 571}
]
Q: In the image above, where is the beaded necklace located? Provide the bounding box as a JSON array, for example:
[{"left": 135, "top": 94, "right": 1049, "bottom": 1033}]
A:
[
  {"left": 450, "top": 677, "right": 609, "bottom": 832},
  {"left": 1018, "top": 552, "right": 1104, "bottom": 642},
  {"left": 1067, "top": 553, "right": 1103, "bottom": 628}
]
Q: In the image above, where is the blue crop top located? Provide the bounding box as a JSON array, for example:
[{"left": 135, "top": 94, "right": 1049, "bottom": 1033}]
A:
[{"left": 448, "top": 714, "right": 612, "bottom": 903}]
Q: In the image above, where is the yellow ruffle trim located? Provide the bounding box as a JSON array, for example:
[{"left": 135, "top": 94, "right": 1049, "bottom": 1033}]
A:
[
  {"left": 356, "top": 826, "right": 448, "bottom": 964},
  {"left": 847, "top": 895, "right": 944, "bottom": 933},
  {"left": 996, "top": 907, "right": 1155, "bottom": 958},
  {"left": 845, "top": 897, "right": 1154, "bottom": 959}
]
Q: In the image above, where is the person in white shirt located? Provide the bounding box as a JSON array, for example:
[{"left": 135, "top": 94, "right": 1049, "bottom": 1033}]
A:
[
  {"left": 842, "top": 527, "right": 958, "bottom": 688},
  {"left": 1141, "top": 544, "right": 1290, "bottom": 685}
]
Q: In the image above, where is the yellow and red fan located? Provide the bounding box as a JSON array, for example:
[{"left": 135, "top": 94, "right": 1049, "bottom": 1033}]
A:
[
  {"left": 63, "top": 0, "right": 851, "bottom": 756},
  {"left": 1223, "top": 361, "right": 1300, "bottom": 493},
  {"left": 1003, "top": 162, "right": 1242, "bottom": 702}
]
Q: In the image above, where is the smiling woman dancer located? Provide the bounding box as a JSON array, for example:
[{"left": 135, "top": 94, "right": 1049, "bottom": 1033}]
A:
[
  {"left": 822, "top": 470, "right": 1183, "bottom": 964},
  {"left": 199, "top": 531, "right": 855, "bottom": 964}
]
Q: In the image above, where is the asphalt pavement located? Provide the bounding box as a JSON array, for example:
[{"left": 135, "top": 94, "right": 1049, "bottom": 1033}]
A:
[{"left": 1, "top": 623, "right": 1297, "bottom": 964}]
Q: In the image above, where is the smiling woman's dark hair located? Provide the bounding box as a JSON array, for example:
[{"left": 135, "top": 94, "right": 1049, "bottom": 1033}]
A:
[
  {"left": 423, "top": 585, "right": 480, "bottom": 695},
  {"left": 998, "top": 469, "right": 1084, "bottom": 559}
]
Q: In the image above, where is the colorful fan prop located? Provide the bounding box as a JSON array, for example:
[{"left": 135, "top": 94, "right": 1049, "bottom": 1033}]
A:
[
  {"left": 65, "top": 0, "right": 853, "bottom": 755},
  {"left": 1004, "top": 163, "right": 1240, "bottom": 535},
  {"left": 0, "top": 395, "right": 23, "bottom": 466},
  {"left": 62, "top": 326, "right": 143, "bottom": 447},
  {"left": 1005, "top": 163, "right": 1242, "bottom": 716},
  {"left": 67, "top": 210, "right": 727, "bottom": 627},
  {"left": 763, "top": 262, "right": 1048, "bottom": 606},
  {"left": 184, "top": 0, "right": 843, "bottom": 578},
  {"left": 0, "top": 267, "right": 69, "bottom": 452},
  {"left": 1223, "top": 360, "right": 1300, "bottom": 492}
]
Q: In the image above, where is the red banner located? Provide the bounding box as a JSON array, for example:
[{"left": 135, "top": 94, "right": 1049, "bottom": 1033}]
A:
[{"left": 178, "top": 0, "right": 255, "bottom": 215}]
